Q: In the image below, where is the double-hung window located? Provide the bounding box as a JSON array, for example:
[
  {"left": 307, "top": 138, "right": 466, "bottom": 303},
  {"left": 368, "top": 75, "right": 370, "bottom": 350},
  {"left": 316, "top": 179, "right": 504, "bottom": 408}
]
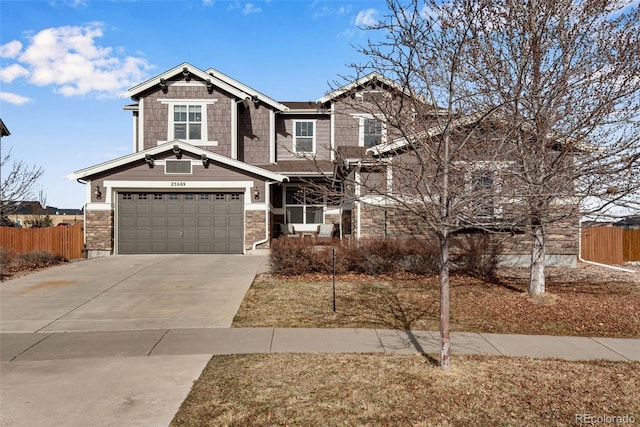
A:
[
  {"left": 174, "top": 105, "right": 202, "bottom": 141},
  {"left": 364, "top": 118, "right": 383, "bottom": 147},
  {"left": 293, "top": 120, "right": 315, "bottom": 154},
  {"left": 285, "top": 187, "right": 323, "bottom": 224},
  {"left": 471, "top": 171, "right": 497, "bottom": 218},
  {"left": 358, "top": 116, "right": 385, "bottom": 147}
]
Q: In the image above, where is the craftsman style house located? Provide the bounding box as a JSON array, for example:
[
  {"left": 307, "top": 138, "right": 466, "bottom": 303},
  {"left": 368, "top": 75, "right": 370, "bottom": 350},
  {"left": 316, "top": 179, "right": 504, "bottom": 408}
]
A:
[{"left": 69, "top": 63, "right": 578, "bottom": 266}]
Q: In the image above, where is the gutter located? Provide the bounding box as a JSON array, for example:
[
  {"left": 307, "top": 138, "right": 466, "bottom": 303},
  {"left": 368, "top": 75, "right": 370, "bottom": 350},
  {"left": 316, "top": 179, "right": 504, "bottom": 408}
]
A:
[
  {"left": 251, "top": 182, "right": 273, "bottom": 251},
  {"left": 578, "top": 224, "right": 636, "bottom": 273}
]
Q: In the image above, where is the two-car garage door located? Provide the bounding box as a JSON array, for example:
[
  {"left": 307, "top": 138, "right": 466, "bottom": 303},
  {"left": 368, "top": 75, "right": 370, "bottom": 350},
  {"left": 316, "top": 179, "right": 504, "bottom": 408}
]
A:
[{"left": 118, "top": 192, "right": 244, "bottom": 254}]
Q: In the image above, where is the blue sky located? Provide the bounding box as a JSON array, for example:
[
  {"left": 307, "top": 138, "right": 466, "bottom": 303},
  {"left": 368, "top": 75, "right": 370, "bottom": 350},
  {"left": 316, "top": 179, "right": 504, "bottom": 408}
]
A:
[{"left": 0, "top": 0, "right": 386, "bottom": 209}]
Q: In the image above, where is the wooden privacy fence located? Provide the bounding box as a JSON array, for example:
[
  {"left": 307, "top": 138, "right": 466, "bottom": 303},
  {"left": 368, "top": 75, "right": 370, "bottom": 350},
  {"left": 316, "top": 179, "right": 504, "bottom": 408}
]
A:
[
  {"left": 581, "top": 226, "right": 640, "bottom": 265},
  {"left": 0, "top": 224, "right": 85, "bottom": 260}
]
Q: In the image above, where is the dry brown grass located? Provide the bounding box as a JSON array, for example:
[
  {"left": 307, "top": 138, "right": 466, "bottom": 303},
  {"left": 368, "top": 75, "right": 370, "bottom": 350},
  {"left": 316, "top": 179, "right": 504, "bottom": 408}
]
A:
[
  {"left": 233, "top": 263, "right": 640, "bottom": 337},
  {"left": 171, "top": 353, "right": 639, "bottom": 427}
]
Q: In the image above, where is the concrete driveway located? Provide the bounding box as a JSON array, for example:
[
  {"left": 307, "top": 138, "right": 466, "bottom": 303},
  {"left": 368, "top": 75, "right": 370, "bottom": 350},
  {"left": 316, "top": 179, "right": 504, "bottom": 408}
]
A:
[
  {"left": 0, "top": 254, "right": 268, "bottom": 333},
  {"left": 1, "top": 253, "right": 267, "bottom": 427}
]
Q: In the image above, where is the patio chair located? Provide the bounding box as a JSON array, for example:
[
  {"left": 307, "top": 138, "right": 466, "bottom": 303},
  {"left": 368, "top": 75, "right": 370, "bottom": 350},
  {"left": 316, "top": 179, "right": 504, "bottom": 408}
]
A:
[
  {"left": 280, "top": 223, "right": 299, "bottom": 238},
  {"left": 316, "top": 224, "right": 334, "bottom": 243}
]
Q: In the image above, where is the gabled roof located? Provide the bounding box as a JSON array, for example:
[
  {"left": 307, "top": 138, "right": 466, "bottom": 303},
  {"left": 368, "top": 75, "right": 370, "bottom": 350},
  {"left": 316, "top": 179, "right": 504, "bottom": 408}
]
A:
[
  {"left": 123, "top": 63, "right": 289, "bottom": 112},
  {"left": 317, "top": 72, "right": 440, "bottom": 108},
  {"left": 66, "top": 141, "right": 288, "bottom": 182},
  {"left": 0, "top": 118, "right": 10, "bottom": 137}
]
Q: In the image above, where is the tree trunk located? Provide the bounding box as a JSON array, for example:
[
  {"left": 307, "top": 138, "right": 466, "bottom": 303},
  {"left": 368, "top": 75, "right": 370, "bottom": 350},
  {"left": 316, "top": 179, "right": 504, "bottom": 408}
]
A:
[
  {"left": 529, "top": 224, "right": 546, "bottom": 295},
  {"left": 439, "top": 233, "right": 452, "bottom": 371}
]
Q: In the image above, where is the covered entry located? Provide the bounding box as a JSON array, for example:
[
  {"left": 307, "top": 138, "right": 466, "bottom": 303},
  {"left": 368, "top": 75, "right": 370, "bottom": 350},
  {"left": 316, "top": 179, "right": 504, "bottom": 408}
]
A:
[{"left": 118, "top": 191, "right": 244, "bottom": 254}]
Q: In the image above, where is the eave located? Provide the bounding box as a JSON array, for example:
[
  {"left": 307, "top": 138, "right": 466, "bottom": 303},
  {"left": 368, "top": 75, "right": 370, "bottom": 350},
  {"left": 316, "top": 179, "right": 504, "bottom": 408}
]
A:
[
  {"left": 122, "top": 62, "right": 289, "bottom": 112},
  {"left": 66, "top": 140, "right": 288, "bottom": 183}
]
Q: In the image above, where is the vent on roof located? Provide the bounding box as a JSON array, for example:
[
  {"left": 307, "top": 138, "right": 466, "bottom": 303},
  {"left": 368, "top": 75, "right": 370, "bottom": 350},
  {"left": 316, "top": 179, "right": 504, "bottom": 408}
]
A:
[{"left": 165, "top": 160, "right": 192, "bottom": 174}]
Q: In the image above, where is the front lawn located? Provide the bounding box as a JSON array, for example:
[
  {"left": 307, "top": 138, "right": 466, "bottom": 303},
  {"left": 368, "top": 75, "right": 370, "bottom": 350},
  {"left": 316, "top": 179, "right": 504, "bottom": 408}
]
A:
[
  {"left": 233, "top": 263, "right": 640, "bottom": 337},
  {"left": 172, "top": 353, "right": 639, "bottom": 427}
]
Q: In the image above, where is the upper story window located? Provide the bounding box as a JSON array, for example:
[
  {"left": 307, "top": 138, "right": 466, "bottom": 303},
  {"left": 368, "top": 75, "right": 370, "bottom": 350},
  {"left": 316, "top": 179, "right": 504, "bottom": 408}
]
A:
[
  {"left": 471, "top": 170, "right": 498, "bottom": 218},
  {"left": 174, "top": 105, "right": 202, "bottom": 140},
  {"left": 293, "top": 120, "right": 315, "bottom": 154},
  {"left": 363, "top": 118, "right": 383, "bottom": 147},
  {"left": 355, "top": 115, "right": 386, "bottom": 147},
  {"left": 159, "top": 99, "right": 217, "bottom": 145}
]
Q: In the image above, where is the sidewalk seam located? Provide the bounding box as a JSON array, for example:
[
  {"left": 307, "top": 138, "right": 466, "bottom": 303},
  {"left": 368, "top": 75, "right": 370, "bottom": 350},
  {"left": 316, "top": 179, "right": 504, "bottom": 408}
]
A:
[
  {"left": 373, "top": 329, "right": 387, "bottom": 353},
  {"left": 147, "top": 329, "right": 171, "bottom": 356},
  {"left": 478, "top": 333, "right": 507, "bottom": 356},
  {"left": 269, "top": 328, "right": 275, "bottom": 353},
  {"left": 589, "top": 337, "right": 631, "bottom": 361},
  {"left": 9, "top": 333, "right": 55, "bottom": 362}
]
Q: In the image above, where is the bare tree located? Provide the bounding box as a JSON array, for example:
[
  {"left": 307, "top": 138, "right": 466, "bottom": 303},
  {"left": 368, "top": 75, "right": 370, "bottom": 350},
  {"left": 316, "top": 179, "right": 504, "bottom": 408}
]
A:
[
  {"left": 0, "top": 146, "right": 44, "bottom": 220},
  {"left": 321, "top": 0, "right": 516, "bottom": 371},
  {"left": 467, "top": 0, "right": 640, "bottom": 294},
  {"left": 317, "top": 0, "right": 639, "bottom": 370}
]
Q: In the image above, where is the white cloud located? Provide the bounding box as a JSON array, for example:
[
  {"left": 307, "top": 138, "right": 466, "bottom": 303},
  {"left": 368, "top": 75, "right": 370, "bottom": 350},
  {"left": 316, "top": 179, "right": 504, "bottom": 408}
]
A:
[
  {"left": 0, "top": 64, "right": 30, "bottom": 83},
  {"left": 4, "top": 23, "right": 152, "bottom": 97},
  {"left": 0, "top": 91, "right": 31, "bottom": 105},
  {"left": 242, "top": 3, "right": 262, "bottom": 15},
  {"left": 0, "top": 40, "right": 23, "bottom": 58},
  {"left": 354, "top": 8, "right": 378, "bottom": 27},
  {"left": 202, "top": 0, "right": 214, "bottom": 6}
]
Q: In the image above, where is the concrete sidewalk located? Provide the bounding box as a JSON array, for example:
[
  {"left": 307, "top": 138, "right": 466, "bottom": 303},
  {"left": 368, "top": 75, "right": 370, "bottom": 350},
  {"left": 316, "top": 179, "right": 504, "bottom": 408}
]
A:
[
  {"left": 2, "top": 329, "right": 638, "bottom": 427},
  {"left": 3, "top": 328, "right": 638, "bottom": 362}
]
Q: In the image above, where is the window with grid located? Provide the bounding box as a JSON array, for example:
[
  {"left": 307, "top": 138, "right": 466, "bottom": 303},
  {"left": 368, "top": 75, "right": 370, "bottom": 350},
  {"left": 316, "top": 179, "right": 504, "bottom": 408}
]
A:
[
  {"left": 472, "top": 171, "right": 496, "bottom": 217},
  {"left": 363, "top": 118, "right": 383, "bottom": 147},
  {"left": 285, "top": 187, "right": 323, "bottom": 224},
  {"left": 174, "top": 105, "right": 202, "bottom": 140},
  {"left": 293, "top": 121, "right": 315, "bottom": 154}
]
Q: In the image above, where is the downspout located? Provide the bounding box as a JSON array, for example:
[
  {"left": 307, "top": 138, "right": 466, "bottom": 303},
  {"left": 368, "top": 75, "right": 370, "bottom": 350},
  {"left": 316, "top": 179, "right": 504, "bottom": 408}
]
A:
[
  {"left": 252, "top": 181, "right": 273, "bottom": 250},
  {"left": 76, "top": 178, "right": 89, "bottom": 253},
  {"left": 578, "top": 223, "right": 635, "bottom": 273}
]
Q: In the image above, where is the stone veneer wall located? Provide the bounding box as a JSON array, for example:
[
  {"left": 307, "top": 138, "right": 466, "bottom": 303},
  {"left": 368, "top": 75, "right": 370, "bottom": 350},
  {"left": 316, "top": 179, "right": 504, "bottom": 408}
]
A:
[
  {"left": 85, "top": 209, "right": 113, "bottom": 258},
  {"left": 246, "top": 210, "right": 267, "bottom": 250},
  {"left": 356, "top": 203, "right": 579, "bottom": 266}
]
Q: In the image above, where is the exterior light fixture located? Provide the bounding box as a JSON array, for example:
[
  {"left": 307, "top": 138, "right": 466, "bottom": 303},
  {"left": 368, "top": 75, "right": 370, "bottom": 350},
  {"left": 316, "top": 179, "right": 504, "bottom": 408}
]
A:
[
  {"left": 173, "top": 145, "right": 182, "bottom": 159},
  {"left": 201, "top": 154, "right": 209, "bottom": 168},
  {"left": 206, "top": 79, "right": 214, "bottom": 94},
  {"left": 145, "top": 154, "right": 155, "bottom": 168},
  {"left": 159, "top": 78, "right": 168, "bottom": 93},
  {"left": 253, "top": 186, "right": 260, "bottom": 200},
  {"left": 94, "top": 185, "right": 102, "bottom": 200},
  {"left": 252, "top": 95, "right": 260, "bottom": 109},
  {"left": 183, "top": 67, "right": 190, "bottom": 81}
]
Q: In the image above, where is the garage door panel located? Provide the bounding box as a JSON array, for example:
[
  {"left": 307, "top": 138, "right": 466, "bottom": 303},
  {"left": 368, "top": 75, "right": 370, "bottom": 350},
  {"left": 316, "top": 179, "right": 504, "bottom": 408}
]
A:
[
  {"left": 229, "top": 216, "right": 243, "bottom": 228},
  {"left": 166, "top": 216, "right": 182, "bottom": 227},
  {"left": 197, "top": 216, "right": 213, "bottom": 227},
  {"left": 118, "top": 191, "right": 244, "bottom": 254}
]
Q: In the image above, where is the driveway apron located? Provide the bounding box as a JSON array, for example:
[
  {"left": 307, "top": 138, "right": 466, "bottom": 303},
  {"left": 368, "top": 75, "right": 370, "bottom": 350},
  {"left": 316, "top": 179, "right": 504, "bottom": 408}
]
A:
[
  {"left": 0, "top": 254, "right": 266, "bottom": 427},
  {"left": 0, "top": 254, "right": 266, "bottom": 333}
]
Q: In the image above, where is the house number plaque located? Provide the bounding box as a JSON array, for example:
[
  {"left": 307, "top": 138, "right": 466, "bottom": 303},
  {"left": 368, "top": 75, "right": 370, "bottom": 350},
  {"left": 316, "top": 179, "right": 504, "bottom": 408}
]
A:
[{"left": 170, "top": 182, "right": 187, "bottom": 187}]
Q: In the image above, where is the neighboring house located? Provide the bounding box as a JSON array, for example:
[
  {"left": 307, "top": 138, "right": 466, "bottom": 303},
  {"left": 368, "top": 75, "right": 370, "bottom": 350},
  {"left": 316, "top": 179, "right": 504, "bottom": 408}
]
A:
[
  {"left": 5, "top": 201, "right": 84, "bottom": 227},
  {"left": 68, "top": 63, "right": 579, "bottom": 265}
]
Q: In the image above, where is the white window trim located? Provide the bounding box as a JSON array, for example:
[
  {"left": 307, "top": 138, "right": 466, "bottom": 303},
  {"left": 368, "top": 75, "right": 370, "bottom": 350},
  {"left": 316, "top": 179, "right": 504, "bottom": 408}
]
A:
[
  {"left": 283, "top": 185, "right": 325, "bottom": 225},
  {"left": 158, "top": 99, "right": 218, "bottom": 146},
  {"left": 353, "top": 114, "right": 387, "bottom": 147},
  {"left": 292, "top": 119, "right": 317, "bottom": 155}
]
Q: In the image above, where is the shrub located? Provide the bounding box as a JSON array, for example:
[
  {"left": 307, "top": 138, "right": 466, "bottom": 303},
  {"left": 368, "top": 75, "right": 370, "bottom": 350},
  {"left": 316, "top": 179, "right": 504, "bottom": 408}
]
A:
[
  {"left": 12, "top": 251, "right": 64, "bottom": 270},
  {"left": 0, "top": 247, "right": 15, "bottom": 267},
  {"left": 451, "top": 233, "right": 503, "bottom": 280},
  {"left": 270, "top": 237, "right": 315, "bottom": 275},
  {"left": 398, "top": 239, "right": 440, "bottom": 275},
  {"left": 269, "top": 237, "right": 441, "bottom": 276}
]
